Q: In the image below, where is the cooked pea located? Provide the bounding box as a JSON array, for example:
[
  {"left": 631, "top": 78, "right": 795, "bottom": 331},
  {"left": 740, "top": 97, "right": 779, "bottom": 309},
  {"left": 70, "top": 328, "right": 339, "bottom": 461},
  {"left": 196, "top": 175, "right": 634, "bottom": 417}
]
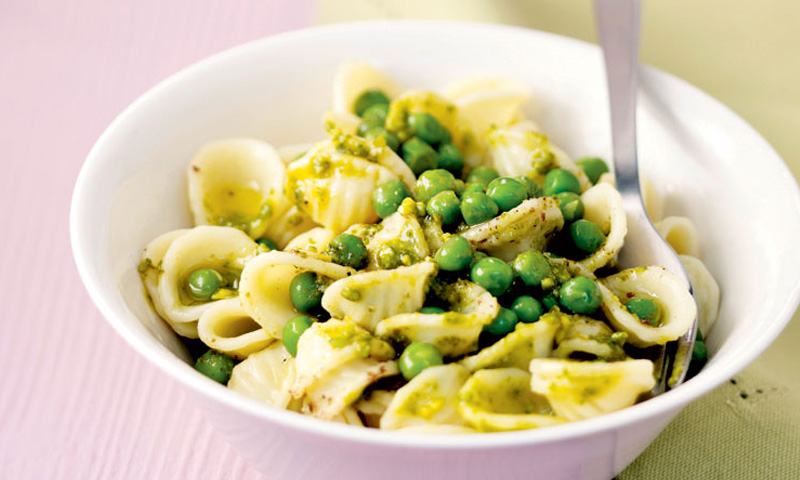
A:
[
  {"left": 372, "top": 179, "right": 412, "bottom": 219},
  {"left": 626, "top": 297, "right": 661, "bottom": 326},
  {"left": 461, "top": 182, "right": 484, "bottom": 196},
  {"left": 364, "top": 127, "right": 400, "bottom": 151},
  {"left": 256, "top": 238, "right": 279, "bottom": 251},
  {"left": 576, "top": 157, "right": 609, "bottom": 184},
  {"left": 517, "top": 175, "right": 540, "bottom": 198},
  {"left": 327, "top": 233, "right": 368, "bottom": 269},
  {"left": 414, "top": 169, "right": 457, "bottom": 203},
  {"left": 361, "top": 103, "right": 389, "bottom": 127},
  {"left": 555, "top": 191, "right": 584, "bottom": 222},
  {"left": 399, "top": 342, "right": 444, "bottom": 380},
  {"left": 692, "top": 330, "right": 708, "bottom": 363},
  {"left": 466, "top": 166, "right": 499, "bottom": 188},
  {"left": 460, "top": 191, "right": 499, "bottom": 225},
  {"left": 402, "top": 137, "right": 439, "bottom": 175},
  {"left": 408, "top": 112, "right": 451, "bottom": 145},
  {"left": 511, "top": 296, "right": 543, "bottom": 323},
  {"left": 195, "top": 349, "right": 235, "bottom": 384},
  {"left": 289, "top": 271, "right": 323, "bottom": 312},
  {"left": 559, "top": 276, "right": 602, "bottom": 314},
  {"left": 470, "top": 250, "right": 488, "bottom": 268},
  {"left": 512, "top": 249, "right": 552, "bottom": 287},
  {"left": 427, "top": 190, "right": 461, "bottom": 225},
  {"left": 437, "top": 143, "right": 464, "bottom": 176},
  {"left": 570, "top": 219, "right": 606, "bottom": 253},
  {"left": 542, "top": 292, "right": 559, "bottom": 310},
  {"left": 484, "top": 307, "right": 518, "bottom": 336},
  {"left": 419, "top": 306, "right": 446, "bottom": 314},
  {"left": 354, "top": 89, "right": 390, "bottom": 117},
  {"left": 434, "top": 235, "right": 473, "bottom": 271},
  {"left": 470, "top": 257, "right": 514, "bottom": 297},
  {"left": 486, "top": 177, "right": 528, "bottom": 212},
  {"left": 282, "top": 315, "right": 315, "bottom": 357},
  {"left": 543, "top": 168, "right": 581, "bottom": 195},
  {"left": 186, "top": 268, "right": 223, "bottom": 300},
  {"left": 454, "top": 179, "right": 466, "bottom": 196}
]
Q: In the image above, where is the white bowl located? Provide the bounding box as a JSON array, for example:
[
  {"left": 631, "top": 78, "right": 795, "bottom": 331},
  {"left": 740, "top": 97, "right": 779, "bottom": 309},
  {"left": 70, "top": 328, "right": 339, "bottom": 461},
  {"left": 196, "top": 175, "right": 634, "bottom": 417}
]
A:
[{"left": 70, "top": 21, "right": 800, "bottom": 480}]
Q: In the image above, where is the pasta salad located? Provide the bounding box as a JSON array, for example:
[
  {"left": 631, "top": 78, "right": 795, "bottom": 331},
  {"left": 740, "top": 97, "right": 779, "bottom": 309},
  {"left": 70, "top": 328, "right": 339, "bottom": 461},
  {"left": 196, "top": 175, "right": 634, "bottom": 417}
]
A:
[{"left": 138, "top": 62, "right": 720, "bottom": 432}]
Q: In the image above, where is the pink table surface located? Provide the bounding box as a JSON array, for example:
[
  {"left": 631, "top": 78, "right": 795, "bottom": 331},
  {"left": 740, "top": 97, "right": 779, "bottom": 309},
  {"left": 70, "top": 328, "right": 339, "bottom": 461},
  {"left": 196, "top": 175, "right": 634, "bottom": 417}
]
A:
[{"left": 1, "top": 1, "right": 312, "bottom": 478}]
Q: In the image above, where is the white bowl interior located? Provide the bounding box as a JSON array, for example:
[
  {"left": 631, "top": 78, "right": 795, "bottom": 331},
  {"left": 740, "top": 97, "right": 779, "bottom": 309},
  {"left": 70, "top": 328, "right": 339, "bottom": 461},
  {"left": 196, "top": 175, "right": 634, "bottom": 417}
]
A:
[{"left": 72, "top": 22, "right": 800, "bottom": 447}]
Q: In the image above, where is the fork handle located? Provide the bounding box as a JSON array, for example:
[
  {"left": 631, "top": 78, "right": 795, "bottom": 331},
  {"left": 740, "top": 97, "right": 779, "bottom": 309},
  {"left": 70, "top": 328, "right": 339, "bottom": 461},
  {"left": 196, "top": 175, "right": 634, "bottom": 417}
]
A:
[{"left": 594, "top": 0, "right": 641, "bottom": 192}]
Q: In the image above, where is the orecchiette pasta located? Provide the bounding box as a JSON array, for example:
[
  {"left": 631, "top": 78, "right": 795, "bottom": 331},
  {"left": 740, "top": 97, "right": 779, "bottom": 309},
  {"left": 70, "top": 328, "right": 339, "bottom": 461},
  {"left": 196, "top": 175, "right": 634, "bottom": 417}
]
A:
[{"left": 139, "top": 61, "right": 717, "bottom": 433}]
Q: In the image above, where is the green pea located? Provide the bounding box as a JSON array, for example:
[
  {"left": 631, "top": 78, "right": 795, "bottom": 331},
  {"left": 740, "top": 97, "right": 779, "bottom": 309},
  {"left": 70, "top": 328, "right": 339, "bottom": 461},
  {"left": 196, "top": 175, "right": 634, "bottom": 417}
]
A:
[
  {"left": 470, "top": 257, "right": 514, "bottom": 297},
  {"left": 282, "top": 315, "right": 315, "bottom": 357},
  {"left": 256, "top": 238, "right": 279, "bottom": 251},
  {"left": 399, "top": 342, "right": 444, "bottom": 380},
  {"left": 484, "top": 307, "right": 518, "bottom": 336},
  {"left": 186, "top": 268, "right": 223, "bottom": 300},
  {"left": 570, "top": 219, "right": 606, "bottom": 253},
  {"left": 460, "top": 191, "right": 499, "bottom": 225},
  {"left": 408, "top": 112, "right": 451, "bottom": 146},
  {"left": 486, "top": 177, "right": 528, "bottom": 212},
  {"left": 512, "top": 249, "right": 552, "bottom": 288},
  {"left": 692, "top": 330, "right": 708, "bottom": 364},
  {"left": 576, "top": 157, "right": 609, "bottom": 184},
  {"left": 454, "top": 179, "right": 466, "bottom": 196},
  {"left": 372, "top": 179, "right": 412, "bottom": 219},
  {"left": 195, "top": 349, "right": 235, "bottom": 384},
  {"left": 427, "top": 190, "right": 461, "bottom": 225},
  {"left": 327, "top": 234, "right": 368, "bottom": 269},
  {"left": 361, "top": 103, "right": 389, "bottom": 128},
  {"left": 543, "top": 168, "right": 581, "bottom": 195},
  {"left": 402, "top": 137, "right": 439, "bottom": 176},
  {"left": 555, "top": 192, "right": 584, "bottom": 222},
  {"left": 354, "top": 89, "right": 390, "bottom": 117},
  {"left": 466, "top": 166, "right": 499, "bottom": 188},
  {"left": 437, "top": 143, "right": 464, "bottom": 176},
  {"left": 470, "top": 250, "right": 488, "bottom": 268},
  {"left": 542, "top": 292, "right": 559, "bottom": 310},
  {"left": 517, "top": 175, "right": 540, "bottom": 198},
  {"left": 511, "top": 296, "right": 543, "bottom": 323},
  {"left": 434, "top": 235, "right": 473, "bottom": 271},
  {"left": 558, "top": 276, "right": 602, "bottom": 314},
  {"left": 626, "top": 298, "right": 662, "bottom": 326},
  {"left": 414, "top": 169, "right": 457, "bottom": 203},
  {"left": 461, "top": 182, "right": 484, "bottom": 196},
  {"left": 420, "top": 306, "right": 446, "bottom": 314},
  {"left": 289, "top": 271, "right": 323, "bottom": 313},
  {"left": 365, "top": 127, "right": 400, "bottom": 151}
]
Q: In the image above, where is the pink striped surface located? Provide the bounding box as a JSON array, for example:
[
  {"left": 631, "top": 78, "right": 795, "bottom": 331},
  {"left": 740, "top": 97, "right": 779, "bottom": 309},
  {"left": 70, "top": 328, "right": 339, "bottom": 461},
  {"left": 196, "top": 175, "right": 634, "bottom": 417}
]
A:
[{"left": 1, "top": 2, "right": 312, "bottom": 478}]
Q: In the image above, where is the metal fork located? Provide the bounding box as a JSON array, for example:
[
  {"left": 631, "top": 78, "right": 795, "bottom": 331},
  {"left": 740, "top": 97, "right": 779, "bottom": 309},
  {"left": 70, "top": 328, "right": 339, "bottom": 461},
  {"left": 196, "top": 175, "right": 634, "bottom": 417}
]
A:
[{"left": 594, "top": 0, "right": 699, "bottom": 393}]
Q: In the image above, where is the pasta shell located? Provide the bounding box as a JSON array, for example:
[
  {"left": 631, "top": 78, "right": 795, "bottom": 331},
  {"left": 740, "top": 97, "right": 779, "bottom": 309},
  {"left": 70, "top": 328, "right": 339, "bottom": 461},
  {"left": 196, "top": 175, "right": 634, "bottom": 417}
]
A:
[
  {"left": 380, "top": 364, "right": 470, "bottom": 430},
  {"left": 286, "top": 141, "right": 401, "bottom": 232},
  {"left": 157, "top": 226, "right": 258, "bottom": 325},
  {"left": 197, "top": 298, "right": 271, "bottom": 359},
  {"left": 460, "top": 310, "right": 566, "bottom": 371},
  {"left": 485, "top": 122, "right": 592, "bottom": 191},
  {"left": 332, "top": 61, "right": 402, "bottom": 115},
  {"left": 303, "top": 358, "right": 398, "bottom": 420},
  {"left": 375, "top": 280, "right": 499, "bottom": 357},
  {"left": 598, "top": 266, "right": 696, "bottom": 347},
  {"left": 239, "top": 251, "right": 354, "bottom": 338},
  {"left": 291, "top": 319, "right": 395, "bottom": 399},
  {"left": 458, "top": 368, "right": 563, "bottom": 431},
  {"left": 529, "top": 359, "right": 656, "bottom": 421},
  {"left": 187, "top": 139, "right": 292, "bottom": 239},
  {"left": 283, "top": 227, "right": 337, "bottom": 256},
  {"left": 461, "top": 197, "right": 564, "bottom": 262},
  {"left": 441, "top": 76, "right": 531, "bottom": 135},
  {"left": 329, "top": 406, "right": 365, "bottom": 426},
  {"left": 655, "top": 216, "right": 700, "bottom": 257},
  {"left": 552, "top": 315, "right": 628, "bottom": 361},
  {"left": 365, "top": 211, "right": 430, "bottom": 270},
  {"left": 577, "top": 183, "right": 627, "bottom": 272},
  {"left": 322, "top": 261, "right": 438, "bottom": 332},
  {"left": 680, "top": 255, "right": 720, "bottom": 335},
  {"left": 227, "top": 342, "right": 295, "bottom": 409}
]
